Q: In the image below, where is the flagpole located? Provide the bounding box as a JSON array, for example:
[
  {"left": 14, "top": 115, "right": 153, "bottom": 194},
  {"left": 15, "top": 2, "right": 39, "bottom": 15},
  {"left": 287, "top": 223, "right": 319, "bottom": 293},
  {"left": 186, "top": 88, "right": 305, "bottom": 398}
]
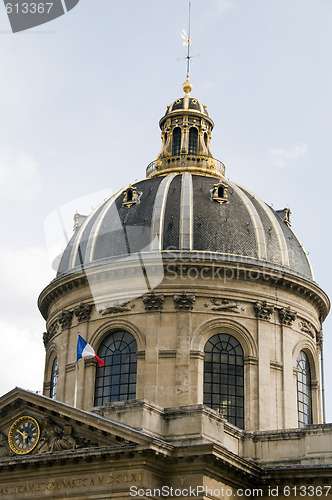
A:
[
  {"left": 74, "top": 330, "right": 80, "bottom": 408},
  {"left": 74, "top": 360, "right": 78, "bottom": 408}
]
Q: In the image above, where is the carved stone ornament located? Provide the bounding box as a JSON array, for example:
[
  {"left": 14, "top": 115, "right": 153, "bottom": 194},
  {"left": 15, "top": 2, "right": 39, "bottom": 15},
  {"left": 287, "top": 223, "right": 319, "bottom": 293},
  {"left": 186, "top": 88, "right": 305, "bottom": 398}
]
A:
[
  {"left": 316, "top": 329, "right": 323, "bottom": 349},
  {"left": 74, "top": 302, "right": 93, "bottom": 322},
  {"left": 58, "top": 310, "right": 73, "bottom": 330},
  {"left": 36, "top": 418, "right": 98, "bottom": 453},
  {"left": 100, "top": 301, "right": 134, "bottom": 315},
  {"left": 278, "top": 307, "right": 297, "bottom": 326},
  {"left": 299, "top": 320, "right": 316, "bottom": 339},
  {"left": 209, "top": 298, "right": 239, "bottom": 313},
  {"left": 142, "top": 292, "right": 164, "bottom": 311},
  {"left": 0, "top": 432, "right": 9, "bottom": 457},
  {"left": 43, "top": 322, "right": 59, "bottom": 348},
  {"left": 43, "top": 331, "right": 51, "bottom": 348},
  {"left": 173, "top": 291, "right": 195, "bottom": 310},
  {"left": 255, "top": 300, "right": 274, "bottom": 320}
]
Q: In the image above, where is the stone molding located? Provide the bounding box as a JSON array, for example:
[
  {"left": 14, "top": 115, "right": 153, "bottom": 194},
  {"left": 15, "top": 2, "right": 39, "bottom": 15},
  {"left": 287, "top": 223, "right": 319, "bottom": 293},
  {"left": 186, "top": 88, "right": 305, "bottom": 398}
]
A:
[
  {"left": 38, "top": 261, "right": 330, "bottom": 321},
  {"left": 270, "top": 360, "right": 283, "bottom": 371},
  {"left": 190, "top": 350, "right": 205, "bottom": 361},
  {"left": 159, "top": 350, "right": 177, "bottom": 359},
  {"left": 244, "top": 356, "right": 258, "bottom": 366}
]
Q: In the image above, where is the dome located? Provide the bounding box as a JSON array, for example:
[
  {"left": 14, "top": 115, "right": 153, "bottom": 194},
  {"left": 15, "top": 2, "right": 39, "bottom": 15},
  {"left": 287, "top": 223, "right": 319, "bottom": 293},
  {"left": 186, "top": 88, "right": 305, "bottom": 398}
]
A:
[
  {"left": 56, "top": 81, "right": 313, "bottom": 283},
  {"left": 164, "top": 96, "right": 210, "bottom": 118},
  {"left": 57, "top": 174, "right": 313, "bottom": 281}
]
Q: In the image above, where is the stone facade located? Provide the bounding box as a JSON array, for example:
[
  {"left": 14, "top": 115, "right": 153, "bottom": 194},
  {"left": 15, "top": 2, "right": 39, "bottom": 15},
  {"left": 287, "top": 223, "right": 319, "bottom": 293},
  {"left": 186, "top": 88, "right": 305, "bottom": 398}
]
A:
[
  {"left": 1, "top": 80, "right": 331, "bottom": 499},
  {"left": 1, "top": 390, "right": 332, "bottom": 499},
  {"left": 39, "top": 256, "right": 328, "bottom": 431}
]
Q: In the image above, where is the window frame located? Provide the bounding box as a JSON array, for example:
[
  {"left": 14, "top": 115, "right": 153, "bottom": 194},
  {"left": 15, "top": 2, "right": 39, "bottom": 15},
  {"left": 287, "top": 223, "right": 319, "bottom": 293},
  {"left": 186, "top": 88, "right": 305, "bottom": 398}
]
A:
[
  {"left": 188, "top": 126, "right": 198, "bottom": 155},
  {"left": 94, "top": 331, "right": 137, "bottom": 407},
  {"left": 49, "top": 357, "right": 58, "bottom": 400},
  {"left": 203, "top": 333, "right": 244, "bottom": 429},
  {"left": 297, "top": 350, "right": 312, "bottom": 427},
  {"left": 172, "top": 127, "right": 182, "bottom": 156}
]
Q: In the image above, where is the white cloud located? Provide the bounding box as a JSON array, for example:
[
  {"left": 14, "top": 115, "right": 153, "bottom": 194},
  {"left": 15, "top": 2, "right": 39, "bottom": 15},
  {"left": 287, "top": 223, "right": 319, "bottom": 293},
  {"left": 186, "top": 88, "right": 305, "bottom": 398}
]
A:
[
  {"left": 0, "top": 147, "right": 42, "bottom": 201},
  {"left": 0, "top": 321, "right": 44, "bottom": 397},
  {"left": 0, "top": 245, "right": 52, "bottom": 398},
  {"left": 0, "top": 246, "right": 53, "bottom": 328},
  {"left": 269, "top": 143, "right": 308, "bottom": 168}
]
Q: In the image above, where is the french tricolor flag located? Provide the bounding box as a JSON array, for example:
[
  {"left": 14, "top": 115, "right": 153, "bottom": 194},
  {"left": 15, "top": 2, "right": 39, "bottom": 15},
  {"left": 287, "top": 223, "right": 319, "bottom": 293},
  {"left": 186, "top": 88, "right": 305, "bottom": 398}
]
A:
[{"left": 77, "top": 334, "right": 105, "bottom": 367}]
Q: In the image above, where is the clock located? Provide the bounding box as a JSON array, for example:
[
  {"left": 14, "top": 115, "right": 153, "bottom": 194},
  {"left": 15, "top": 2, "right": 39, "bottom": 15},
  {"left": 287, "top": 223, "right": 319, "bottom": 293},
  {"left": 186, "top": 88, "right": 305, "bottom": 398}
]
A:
[{"left": 8, "top": 416, "right": 40, "bottom": 455}]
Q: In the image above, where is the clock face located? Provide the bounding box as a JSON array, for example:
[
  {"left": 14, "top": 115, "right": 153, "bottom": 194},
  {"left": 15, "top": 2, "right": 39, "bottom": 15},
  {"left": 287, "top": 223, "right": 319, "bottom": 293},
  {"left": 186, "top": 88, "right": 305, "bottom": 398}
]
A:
[{"left": 8, "top": 416, "right": 40, "bottom": 455}]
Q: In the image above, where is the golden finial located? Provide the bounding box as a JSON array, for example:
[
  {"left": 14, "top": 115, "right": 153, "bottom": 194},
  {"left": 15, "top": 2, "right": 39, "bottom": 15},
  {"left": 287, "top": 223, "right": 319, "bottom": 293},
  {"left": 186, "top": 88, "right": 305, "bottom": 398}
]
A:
[{"left": 183, "top": 73, "right": 193, "bottom": 94}]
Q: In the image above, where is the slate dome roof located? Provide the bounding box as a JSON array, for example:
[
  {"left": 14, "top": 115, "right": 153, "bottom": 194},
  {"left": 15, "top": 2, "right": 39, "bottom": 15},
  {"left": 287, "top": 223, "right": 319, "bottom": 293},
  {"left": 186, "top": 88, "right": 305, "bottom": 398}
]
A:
[
  {"left": 164, "top": 96, "right": 210, "bottom": 118},
  {"left": 57, "top": 173, "right": 313, "bottom": 281}
]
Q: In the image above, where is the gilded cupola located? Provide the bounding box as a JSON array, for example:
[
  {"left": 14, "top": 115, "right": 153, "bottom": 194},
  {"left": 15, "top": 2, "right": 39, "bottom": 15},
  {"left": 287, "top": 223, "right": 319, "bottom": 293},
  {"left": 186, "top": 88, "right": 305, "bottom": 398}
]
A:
[{"left": 146, "top": 76, "right": 225, "bottom": 179}]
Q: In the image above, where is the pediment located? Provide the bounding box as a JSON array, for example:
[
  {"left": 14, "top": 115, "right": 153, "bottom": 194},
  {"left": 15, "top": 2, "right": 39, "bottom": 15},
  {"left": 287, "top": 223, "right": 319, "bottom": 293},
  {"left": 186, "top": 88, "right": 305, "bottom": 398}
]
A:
[{"left": 0, "top": 388, "right": 146, "bottom": 461}]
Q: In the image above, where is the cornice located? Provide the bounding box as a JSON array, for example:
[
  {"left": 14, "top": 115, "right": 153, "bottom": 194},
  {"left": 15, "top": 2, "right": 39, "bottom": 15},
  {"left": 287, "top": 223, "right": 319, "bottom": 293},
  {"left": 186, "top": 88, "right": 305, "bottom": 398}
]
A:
[{"left": 38, "top": 257, "right": 330, "bottom": 322}]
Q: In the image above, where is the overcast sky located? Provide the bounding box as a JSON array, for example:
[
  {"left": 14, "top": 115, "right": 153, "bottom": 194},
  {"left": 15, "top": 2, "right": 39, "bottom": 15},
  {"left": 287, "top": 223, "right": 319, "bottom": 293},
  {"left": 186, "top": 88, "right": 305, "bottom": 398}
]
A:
[{"left": 0, "top": 0, "right": 332, "bottom": 422}]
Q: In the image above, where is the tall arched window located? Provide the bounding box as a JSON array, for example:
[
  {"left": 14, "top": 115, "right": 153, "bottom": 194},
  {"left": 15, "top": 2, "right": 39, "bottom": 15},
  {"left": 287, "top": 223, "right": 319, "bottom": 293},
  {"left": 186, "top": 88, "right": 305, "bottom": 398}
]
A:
[
  {"left": 188, "top": 127, "right": 198, "bottom": 154},
  {"left": 297, "top": 351, "right": 312, "bottom": 427},
  {"left": 204, "top": 132, "right": 208, "bottom": 148},
  {"left": 172, "top": 127, "right": 181, "bottom": 156},
  {"left": 94, "top": 331, "right": 137, "bottom": 406},
  {"left": 50, "top": 357, "right": 58, "bottom": 400},
  {"left": 204, "top": 333, "right": 244, "bottom": 429}
]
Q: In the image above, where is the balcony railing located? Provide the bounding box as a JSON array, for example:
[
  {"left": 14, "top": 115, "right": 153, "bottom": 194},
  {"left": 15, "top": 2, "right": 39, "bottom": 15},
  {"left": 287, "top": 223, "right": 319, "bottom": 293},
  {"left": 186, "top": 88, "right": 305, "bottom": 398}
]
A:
[{"left": 146, "top": 155, "right": 226, "bottom": 178}]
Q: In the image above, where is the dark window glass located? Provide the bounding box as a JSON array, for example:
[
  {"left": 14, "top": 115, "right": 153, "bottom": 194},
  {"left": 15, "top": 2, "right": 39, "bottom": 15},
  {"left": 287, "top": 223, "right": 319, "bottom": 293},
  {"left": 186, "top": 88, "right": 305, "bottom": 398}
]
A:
[
  {"left": 218, "top": 186, "right": 224, "bottom": 198},
  {"left": 172, "top": 127, "right": 182, "bottom": 156},
  {"left": 204, "top": 132, "right": 208, "bottom": 147},
  {"left": 126, "top": 189, "right": 133, "bottom": 202},
  {"left": 203, "top": 334, "right": 244, "bottom": 429},
  {"left": 188, "top": 127, "right": 198, "bottom": 155},
  {"left": 94, "top": 331, "right": 137, "bottom": 406},
  {"left": 50, "top": 357, "right": 58, "bottom": 400},
  {"left": 297, "top": 351, "right": 312, "bottom": 427}
]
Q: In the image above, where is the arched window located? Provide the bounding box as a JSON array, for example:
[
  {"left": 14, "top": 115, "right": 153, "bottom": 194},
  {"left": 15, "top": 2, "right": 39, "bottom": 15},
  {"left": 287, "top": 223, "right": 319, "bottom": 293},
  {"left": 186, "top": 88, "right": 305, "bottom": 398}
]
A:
[
  {"left": 297, "top": 351, "right": 312, "bottom": 427},
  {"left": 126, "top": 189, "right": 133, "bottom": 202},
  {"left": 94, "top": 331, "right": 137, "bottom": 406},
  {"left": 204, "top": 333, "right": 244, "bottom": 429},
  {"left": 204, "top": 132, "right": 208, "bottom": 148},
  {"left": 172, "top": 127, "right": 181, "bottom": 156},
  {"left": 50, "top": 357, "right": 58, "bottom": 400},
  {"left": 188, "top": 127, "right": 198, "bottom": 155},
  {"left": 218, "top": 185, "right": 224, "bottom": 198}
]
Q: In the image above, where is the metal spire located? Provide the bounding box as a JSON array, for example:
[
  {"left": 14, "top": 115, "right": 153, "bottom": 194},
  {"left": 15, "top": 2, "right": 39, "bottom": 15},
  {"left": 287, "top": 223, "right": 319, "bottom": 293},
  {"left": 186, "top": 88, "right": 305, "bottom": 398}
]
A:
[
  {"left": 180, "top": 2, "right": 200, "bottom": 94},
  {"left": 181, "top": 1, "right": 192, "bottom": 80}
]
